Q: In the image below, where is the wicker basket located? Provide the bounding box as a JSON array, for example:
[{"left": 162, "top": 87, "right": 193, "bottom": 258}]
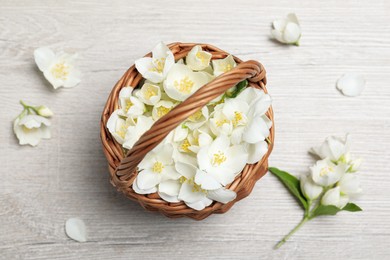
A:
[{"left": 100, "top": 42, "right": 275, "bottom": 220}]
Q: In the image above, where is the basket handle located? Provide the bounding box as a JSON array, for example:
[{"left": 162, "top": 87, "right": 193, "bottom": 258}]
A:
[{"left": 113, "top": 60, "right": 266, "bottom": 189}]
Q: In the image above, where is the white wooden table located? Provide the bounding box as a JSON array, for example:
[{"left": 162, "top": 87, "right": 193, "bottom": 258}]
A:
[{"left": 1, "top": 0, "right": 389, "bottom": 259}]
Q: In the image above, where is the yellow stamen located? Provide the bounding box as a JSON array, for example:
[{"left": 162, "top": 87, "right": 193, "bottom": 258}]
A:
[
  {"left": 152, "top": 161, "right": 164, "bottom": 173},
  {"left": 222, "top": 63, "right": 232, "bottom": 72},
  {"left": 196, "top": 52, "right": 205, "bottom": 62},
  {"left": 174, "top": 76, "right": 194, "bottom": 94},
  {"left": 124, "top": 100, "right": 133, "bottom": 112},
  {"left": 156, "top": 106, "right": 171, "bottom": 118},
  {"left": 216, "top": 119, "right": 229, "bottom": 127},
  {"left": 149, "top": 58, "right": 165, "bottom": 73},
  {"left": 188, "top": 110, "right": 203, "bottom": 121},
  {"left": 180, "top": 138, "right": 191, "bottom": 153},
  {"left": 51, "top": 63, "right": 69, "bottom": 80},
  {"left": 212, "top": 151, "right": 227, "bottom": 166},
  {"left": 320, "top": 167, "right": 334, "bottom": 177},
  {"left": 144, "top": 86, "right": 157, "bottom": 99},
  {"left": 232, "top": 111, "right": 243, "bottom": 127}
]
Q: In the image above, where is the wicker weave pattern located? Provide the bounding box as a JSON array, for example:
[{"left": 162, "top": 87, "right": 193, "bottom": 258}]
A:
[{"left": 100, "top": 43, "right": 275, "bottom": 220}]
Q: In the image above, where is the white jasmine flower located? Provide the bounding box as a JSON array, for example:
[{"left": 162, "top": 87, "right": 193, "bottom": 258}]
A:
[
  {"left": 134, "top": 143, "right": 181, "bottom": 191},
  {"left": 152, "top": 100, "right": 176, "bottom": 120},
  {"left": 175, "top": 162, "right": 237, "bottom": 210},
  {"left": 321, "top": 187, "right": 349, "bottom": 209},
  {"left": 106, "top": 109, "right": 129, "bottom": 144},
  {"left": 14, "top": 114, "right": 51, "bottom": 146},
  {"left": 163, "top": 64, "right": 209, "bottom": 101},
  {"left": 300, "top": 175, "right": 323, "bottom": 200},
  {"left": 336, "top": 73, "right": 365, "bottom": 97},
  {"left": 310, "top": 159, "right": 345, "bottom": 187},
  {"left": 123, "top": 115, "right": 154, "bottom": 149},
  {"left": 136, "top": 82, "right": 161, "bottom": 106},
  {"left": 338, "top": 174, "right": 362, "bottom": 196},
  {"left": 212, "top": 55, "right": 236, "bottom": 77},
  {"left": 135, "top": 42, "right": 174, "bottom": 83},
  {"left": 195, "top": 135, "right": 248, "bottom": 189},
  {"left": 310, "top": 134, "right": 351, "bottom": 162},
  {"left": 65, "top": 218, "right": 87, "bottom": 243},
  {"left": 177, "top": 128, "right": 213, "bottom": 154},
  {"left": 34, "top": 47, "right": 81, "bottom": 89},
  {"left": 185, "top": 106, "right": 209, "bottom": 130},
  {"left": 186, "top": 45, "right": 212, "bottom": 71},
  {"left": 271, "top": 13, "right": 301, "bottom": 45},
  {"left": 118, "top": 87, "right": 145, "bottom": 117}
]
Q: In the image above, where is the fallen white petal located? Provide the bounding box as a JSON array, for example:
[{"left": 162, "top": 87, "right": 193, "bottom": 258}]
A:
[
  {"left": 65, "top": 218, "right": 87, "bottom": 242},
  {"left": 336, "top": 73, "right": 365, "bottom": 97}
]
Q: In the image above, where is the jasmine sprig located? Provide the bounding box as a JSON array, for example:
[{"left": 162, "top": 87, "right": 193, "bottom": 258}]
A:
[
  {"left": 269, "top": 134, "right": 363, "bottom": 249},
  {"left": 19, "top": 100, "right": 53, "bottom": 118}
]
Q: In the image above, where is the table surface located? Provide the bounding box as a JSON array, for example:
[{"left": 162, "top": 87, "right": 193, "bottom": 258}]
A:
[{"left": 1, "top": 0, "right": 389, "bottom": 259}]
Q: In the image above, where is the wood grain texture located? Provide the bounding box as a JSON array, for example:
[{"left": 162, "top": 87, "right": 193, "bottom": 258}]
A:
[{"left": 0, "top": 0, "right": 389, "bottom": 259}]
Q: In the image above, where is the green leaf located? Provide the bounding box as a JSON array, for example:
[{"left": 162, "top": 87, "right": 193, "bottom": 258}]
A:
[
  {"left": 343, "top": 203, "right": 363, "bottom": 212},
  {"left": 226, "top": 80, "right": 248, "bottom": 98},
  {"left": 268, "top": 167, "right": 308, "bottom": 210},
  {"left": 310, "top": 205, "right": 341, "bottom": 218}
]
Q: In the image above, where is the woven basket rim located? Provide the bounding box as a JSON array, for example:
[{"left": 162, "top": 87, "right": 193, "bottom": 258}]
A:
[{"left": 100, "top": 42, "right": 275, "bottom": 220}]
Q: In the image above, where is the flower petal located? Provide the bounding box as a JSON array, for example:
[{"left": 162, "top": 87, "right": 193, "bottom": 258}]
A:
[
  {"left": 336, "top": 73, "right": 365, "bottom": 97},
  {"left": 34, "top": 47, "right": 55, "bottom": 71},
  {"left": 207, "top": 188, "right": 237, "bottom": 204},
  {"left": 136, "top": 170, "right": 161, "bottom": 190},
  {"left": 65, "top": 218, "right": 87, "bottom": 242},
  {"left": 195, "top": 169, "right": 223, "bottom": 190},
  {"left": 158, "top": 179, "right": 181, "bottom": 196},
  {"left": 246, "top": 141, "right": 268, "bottom": 164},
  {"left": 243, "top": 116, "right": 269, "bottom": 144},
  {"left": 175, "top": 161, "right": 197, "bottom": 179},
  {"left": 132, "top": 178, "right": 157, "bottom": 194},
  {"left": 185, "top": 197, "right": 212, "bottom": 211},
  {"left": 283, "top": 22, "right": 301, "bottom": 44}
]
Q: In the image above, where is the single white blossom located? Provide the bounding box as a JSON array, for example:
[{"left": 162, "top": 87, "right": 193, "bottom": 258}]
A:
[
  {"left": 118, "top": 87, "right": 145, "bottom": 117},
  {"left": 123, "top": 116, "right": 154, "bottom": 149},
  {"left": 133, "top": 143, "right": 180, "bottom": 192},
  {"left": 163, "top": 64, "right": 209, "bottom": 101},
  {"left": 310, "top": 134, "right": 351, "bottom": 162},
  {"left": 136, "top": 82, "right": 161, "bottom": 106},
  {"left": 34, "top": 47, "right": 81, "bottom": 89},
  {"left": 300, "top": 175, "right": 323, "bottom": 200},
  {"left": 106, "top": 109, "right": 128, "bottom": 144},
  {"left": 14, "top": 114, "right": 51, "bottom": 146},
  {"left": 336, "top": 73, "right": 365, "bottom": 97},
  {"left": 135, "top": 42, "right": 174, "bottom": 83},
  {"left": 212, "top": 55, "right": 236, "bottom": 77},
  {"left": 310, "top": 159, "right": 345, "bottom": 187},
  {"left": 271, "top": 13, "right": 301, "bottom": 45},
  {"left": 186, "top": 45, "right": 212, "bottom": 71},
  {"left": 175, "top": 162, "right": 237, "bottom": 210},
  {"left": 195, "top": 135, "right": 248, "bottom": 189},
  {"left": 321, "top": 186, "right": 349, "bottom": 209},
  {"left": 152, "top": 100, "right": 176, "bottom": 120},
  {"left": 184, "top": 106, "right": 209, "bottom": 130}
]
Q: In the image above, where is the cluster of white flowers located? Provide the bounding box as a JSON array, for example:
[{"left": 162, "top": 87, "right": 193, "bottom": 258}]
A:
[
  {"left": 107, "top": 42, "right": 273, "bottom": 210},
  {"left": 301, "top": 134, "right": 362, "bottom": 208}
]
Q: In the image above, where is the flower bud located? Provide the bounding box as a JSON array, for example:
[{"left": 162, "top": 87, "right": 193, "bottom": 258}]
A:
[
  {"left": 300, "top": 175, "right": 323, "bottom": 200},
  {"left": 37, "top": 105, "right": 54, "bottom": 117}
]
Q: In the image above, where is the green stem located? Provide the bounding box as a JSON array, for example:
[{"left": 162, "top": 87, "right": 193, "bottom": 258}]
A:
[
  {"left": 275, "top": 216, "right": 309, "bottom": 249},
  {"left": 19, "top": 100, "right": 39, "bottom": 114}
]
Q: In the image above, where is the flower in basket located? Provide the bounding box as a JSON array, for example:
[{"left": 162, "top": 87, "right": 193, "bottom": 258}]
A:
[{"left": 106, "top": 42, "right": 273, "bottom": 211}]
